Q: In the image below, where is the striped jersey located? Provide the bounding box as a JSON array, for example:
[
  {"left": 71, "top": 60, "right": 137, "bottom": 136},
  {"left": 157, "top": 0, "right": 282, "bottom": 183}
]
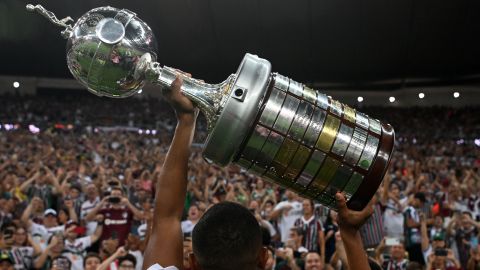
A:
[{"left": 294, "top": 215, "right": 323, "bottom": 252}]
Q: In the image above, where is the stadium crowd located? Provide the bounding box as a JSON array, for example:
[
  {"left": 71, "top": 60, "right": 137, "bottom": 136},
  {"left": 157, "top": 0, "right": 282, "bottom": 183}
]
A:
[{"left": 0, "top": 93, "right": 479, "bottom": 270}]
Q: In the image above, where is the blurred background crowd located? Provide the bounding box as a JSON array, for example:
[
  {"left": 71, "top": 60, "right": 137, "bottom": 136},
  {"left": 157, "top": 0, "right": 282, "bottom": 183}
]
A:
[{"left": 0, "top": 93, "right": 480, "bottom": 270}]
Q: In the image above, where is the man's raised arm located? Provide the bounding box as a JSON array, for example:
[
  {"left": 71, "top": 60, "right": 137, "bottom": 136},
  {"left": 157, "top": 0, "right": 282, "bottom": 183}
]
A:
[{"left": 143, "top": 76, "right": 198, "bottom": 270}]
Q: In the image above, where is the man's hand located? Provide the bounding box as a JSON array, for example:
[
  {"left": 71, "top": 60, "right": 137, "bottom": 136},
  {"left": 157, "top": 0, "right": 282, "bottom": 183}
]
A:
[
  {"left": 162, "top": 75, "right": 197, "bottom": 122},
  {"left": 335, "top": 192, "right": 375, "bottom": 270},
  {"left": 143, "top": 77, "right": 198, "bottom": 270},
  {"left": 335, "top": 192, "right": 375, "bottom": 236}
]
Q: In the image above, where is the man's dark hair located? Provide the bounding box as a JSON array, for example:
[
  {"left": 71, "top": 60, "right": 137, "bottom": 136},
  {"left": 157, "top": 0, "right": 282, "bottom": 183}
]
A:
[
  {"left": 192, "top": 201, "right": 262, "bottom": 270},
  {"left": 0, "top": 222, "right": 17, "bottom": 233},
  {"left": 118, "top": 254, "right": 137, "bottom": 267},
  {"left": 414, "top": 192, "right": 426, "bottom": 203},
  {"left": 290, "top": 226, "right": 304, "bottom": 237}
]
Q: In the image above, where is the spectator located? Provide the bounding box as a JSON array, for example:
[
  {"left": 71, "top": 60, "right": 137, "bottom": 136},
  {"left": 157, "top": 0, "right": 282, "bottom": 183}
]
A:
[
  {"left": 375, "top": 238, "right": 409, "bottom": 270},
  {"left": 83, "top": 252, "right": 101, "bottom": 270},
  {"left": 324, "top": 210, "right": 339, "bottom": 263},
  {"left": 181, "top": 204, "right": 202, "bottom": 234},
  {"left": 304, "top": 252, "right": 323, "bottom": 270},
  {"left": 271, "top": 191, "right": 303, "bottom": 243},
  {"left": 404, "top": 193, "right": 425, "bottom": 264},
  {"left": 448, "top": 211, "right": 480, "bottom": 269},
  {"left": 294, "top": 199, "right": 325, "bottom": 257},
  {"left": 63, "top": 218, "right": 103, "bottom": 270},
  {"left": 85, "top": 187, "right": 143, "bottom": 246},
  {"left": 97, "top": 246, "right": 132, "bottom": 270},
  {"left": 33, "top": 235, "right": 68, "bottom": 270},
  {"left": 9, "top": 225, "right": 42, "bottom": 269},
  {"left": 21, "top": 198, "right": 77, "bottom": 250},
  {"left": 80, "top": 184, "right": 100, "bottom": 236}
]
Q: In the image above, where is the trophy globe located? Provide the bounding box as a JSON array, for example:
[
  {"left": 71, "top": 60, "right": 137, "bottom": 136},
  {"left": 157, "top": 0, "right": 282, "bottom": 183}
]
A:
[{"left": 63, "top": 6, "right": 158, "bottom": 97}]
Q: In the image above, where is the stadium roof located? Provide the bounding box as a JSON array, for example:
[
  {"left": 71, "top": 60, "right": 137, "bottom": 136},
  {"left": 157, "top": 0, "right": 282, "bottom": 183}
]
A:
[{"left": 1, "top": 0, "right": 480, "bottom": 90}]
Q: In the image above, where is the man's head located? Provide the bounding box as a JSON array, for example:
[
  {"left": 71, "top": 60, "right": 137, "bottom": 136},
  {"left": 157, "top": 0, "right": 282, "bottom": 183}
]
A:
[
  {"left": 302, "top": 199, "right": 315, "bottom": 216},
  {"left": 304, "top": 252, "right": 323, "bottom": 270},
  {"left": 413, "top": 192, "right": 426, "bottom": 207},
  {"left": 43, "top": 208, "right": 59, "bottom": 227},
  {"left": 191, "top": 202, "right": 267, "bottom": 270},
  {"left": 69, "top": 184, "right": 82, "bottom": 199},
  {"left": 48, "top": 234, "right": 65, "bottom": 255},
  {"left": 84, "top": 253, "right": 101, "bottom": 270},
  {"left": 51, "top": 256, "right": 71, "bottom": 270},
  {"left": 118, "top": 254, "right": 136, "bottom": 270},
  {"left": 86, "top": 184, "right": 98, "bottom": 200},
  {"left": 288, "top": 227, "right": 304, "bottom": 248},
  {"left": 390, "top": 241, "right": 406, "bottom": 261},
  {"left": 461, "top": 211, "right": 474, "bottom": 228},
  {"left": 434, "top": 215, "right": 444, "bottom": 228},
  {"left": 188, "top": 205, "right": 201, "bottom": 222},
  {"left": 1, "top": 223, "right": 17, "bottom": 248},
  {"left": 65, "top": 220, "right": 83, "bottom": 241},
  {"left": 285, "top": 190, "right": 296, "bottom": 201}
]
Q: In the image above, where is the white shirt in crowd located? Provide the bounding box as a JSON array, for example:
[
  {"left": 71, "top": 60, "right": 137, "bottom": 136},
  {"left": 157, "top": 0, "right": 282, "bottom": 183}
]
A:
[
  {"left": 81, "top": 197, "right": 100, "bottom": 236},
  {"left": 147, "top": 264, "right": 179, "bottom": 270},
  {"left": 129, "top": 250, "right": 144, "bottom": 270},
  {"left": 181, "top": 220, "right": 196, "bottom": 234},
  {"left": 273, "top": 200, "right": 303, "bottom": 242},
  {"left": 64, "top": 236, "right": 92, "bottom": 270},
  {"left": 29, "top": 222, "right": 65, "bottom": 250},
  {"left": 10, "top": 246, "right": 35, "bottom": 270},
  {"left": 383, "top": 197, "right": 408, "bottom": 239}
]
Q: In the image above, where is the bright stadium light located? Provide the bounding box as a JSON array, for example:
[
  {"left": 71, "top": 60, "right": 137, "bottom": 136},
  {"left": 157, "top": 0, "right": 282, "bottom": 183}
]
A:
[
  {"left": 357, "top": 96, "right": 364, "bottom": 102},
  {"left": 13, "top": 81, "right": 20, "bottom": 88},
  {"left": 389, "top": 96, "right": 396, "bottom": 103},
  {"left": 418, "top": 93, "right": 425, "bottom": 99},
  {"left": 453, "top": 92, "right": 460, "bottom": 98}
]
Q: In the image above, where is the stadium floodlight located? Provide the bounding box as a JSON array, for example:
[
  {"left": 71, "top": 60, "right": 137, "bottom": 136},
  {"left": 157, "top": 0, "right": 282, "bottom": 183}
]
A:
[
  {"left": 453, "top": 92, "right": 460, "bottom": 98},
  {"left": 13, "top": 81, "right": 20, "bottom": 88},
  {"left": 389, "top": 96, "right": 395, "bottom": 103},
  {"left": 357, "top": 96, "right": 364, "bottom": 102},
  {"left": 418, "top": 93, "right": 425, "bottom": 99}
]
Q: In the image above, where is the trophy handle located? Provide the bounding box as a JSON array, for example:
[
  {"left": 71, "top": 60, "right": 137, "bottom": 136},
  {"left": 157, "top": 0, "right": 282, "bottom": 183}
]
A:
[
  {"left": 26, "top": 4, "right": 74, "bottom": 38},
  {"left": 136, "top": 53, "right": 235, "bottom": 131}
]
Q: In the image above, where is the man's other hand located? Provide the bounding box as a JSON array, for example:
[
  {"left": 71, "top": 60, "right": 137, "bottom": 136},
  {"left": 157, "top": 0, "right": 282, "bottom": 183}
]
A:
[{"left": 335, "top": 192, "right": 375, "bottom": 235}]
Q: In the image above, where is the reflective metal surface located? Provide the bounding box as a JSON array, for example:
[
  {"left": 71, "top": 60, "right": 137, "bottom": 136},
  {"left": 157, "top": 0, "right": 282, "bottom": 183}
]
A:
[
  {"left": 259, "top": 89, "right": 286, "bottom": 127},
  {"left": 288, "top": 102, "right": 314, "bottom": 141},
  {"left": 369, "top": 118, "right": 382, "bottom": 135},
  {"left": 297, "top": 150, "right": 326, "bottom": 187},
  {"left": 356, "top": 112, "right": 370, "bottom": 130},
  {"left": 303, "top": 108, "right": 327, "bottom": 147},
  {"left": 358, "top": 134, "right": 380, "bottom": 170},
  {"left": 67, "top": 6, "right": 157, "bottom": 97},
  {"left": 344, "top": 128, "right": 368, "bottom": 166},
  {"left": 30, "top": 3, "right": 395, "bottom": 210},
  {"left": 273, "top": 95, "right": 300, "bottom": 134},
  {"left": 316, "top": 115, "right": 341, "bottom": 152}
]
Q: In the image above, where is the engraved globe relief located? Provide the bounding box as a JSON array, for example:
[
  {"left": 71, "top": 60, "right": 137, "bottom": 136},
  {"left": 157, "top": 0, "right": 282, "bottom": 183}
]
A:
[{"left": 65, "top": 6, "right": 158, "bottom": 98}]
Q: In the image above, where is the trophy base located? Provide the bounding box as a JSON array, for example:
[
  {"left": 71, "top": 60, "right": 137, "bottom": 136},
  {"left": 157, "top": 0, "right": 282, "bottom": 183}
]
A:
[{"left": 203, "top": 54, "right": 272, "bottom": 166}]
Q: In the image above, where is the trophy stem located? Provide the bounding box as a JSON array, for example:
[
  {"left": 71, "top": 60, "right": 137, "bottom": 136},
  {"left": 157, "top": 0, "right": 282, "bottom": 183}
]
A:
[{"left": 136, "top": 54, "right": 235, "bottom": 131}]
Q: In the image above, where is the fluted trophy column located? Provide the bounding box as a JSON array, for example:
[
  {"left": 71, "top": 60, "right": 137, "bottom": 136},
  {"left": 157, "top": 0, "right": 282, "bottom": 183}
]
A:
[{"left": 27, "top": 4, "right": 394, "bottom": 210}]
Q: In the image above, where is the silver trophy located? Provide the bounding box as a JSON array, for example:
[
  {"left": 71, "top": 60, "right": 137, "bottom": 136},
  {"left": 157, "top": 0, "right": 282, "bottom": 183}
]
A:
[{"left": 27, "top": 4, "right": 394, "bottom": 210}]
